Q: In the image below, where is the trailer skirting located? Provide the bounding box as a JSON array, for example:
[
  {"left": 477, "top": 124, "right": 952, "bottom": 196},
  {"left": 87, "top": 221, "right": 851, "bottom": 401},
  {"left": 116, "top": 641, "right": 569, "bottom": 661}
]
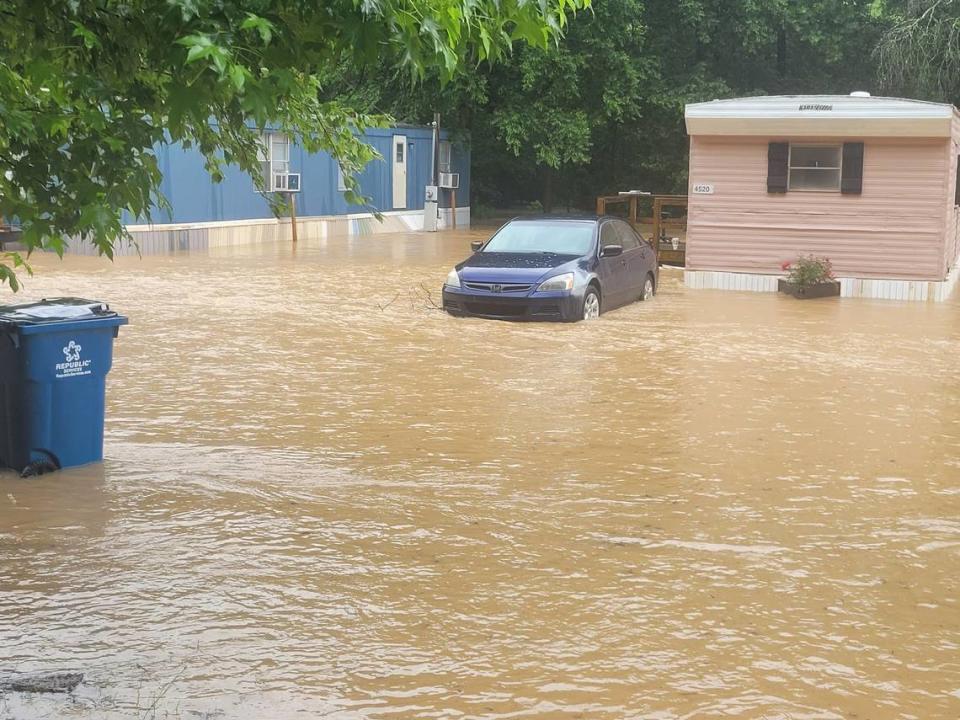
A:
[
  {"left": 61, "top": 207, "right": 471, "bottom": 256},
  {"left": 684, "top": 265, "right": 960, "bottom": 302}
]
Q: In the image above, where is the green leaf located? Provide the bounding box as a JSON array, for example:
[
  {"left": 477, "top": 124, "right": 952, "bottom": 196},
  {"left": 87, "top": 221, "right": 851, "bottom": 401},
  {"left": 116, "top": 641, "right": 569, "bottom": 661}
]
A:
[
  {"left": 176, "top": 34, "right": 212, "bottom": 49},
  {"left": 70, "top": 21, "right": 99, "bottom": 49},
  {"left": 229, "top": 64, "right": 246, "bottom": 91},
  {"left": 479, "top": 26, "right": 491, "bottom": 58},
  {"left": 185, "top": 44, "right": 207, "bottom": 64},
  {"left": 240, "top": 14, "right": 274, "bottom": 45}
]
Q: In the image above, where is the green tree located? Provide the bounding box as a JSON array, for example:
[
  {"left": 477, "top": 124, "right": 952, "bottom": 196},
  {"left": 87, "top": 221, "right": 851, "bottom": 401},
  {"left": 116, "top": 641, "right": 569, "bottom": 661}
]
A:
[
  {"left": 875, "top": 0, "right": 960, "bottom": 102},
  {"left": 312, "top": 0, "right": 890, "bottom": 215},
  {"left": 486, "top": 0, "right": 648, "bottom": 211},
  {"left": 0, "top": 0, "right": 589, "bottom": 290},
  {"left": 368, "top": 0, "right": 887, "bottom": 213}
]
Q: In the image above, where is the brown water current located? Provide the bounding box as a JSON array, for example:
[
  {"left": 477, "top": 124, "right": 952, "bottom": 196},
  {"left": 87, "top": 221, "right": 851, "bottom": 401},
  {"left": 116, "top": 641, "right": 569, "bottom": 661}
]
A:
[{"left": 1, "top": 229, "right": 959, "bottom": 719}]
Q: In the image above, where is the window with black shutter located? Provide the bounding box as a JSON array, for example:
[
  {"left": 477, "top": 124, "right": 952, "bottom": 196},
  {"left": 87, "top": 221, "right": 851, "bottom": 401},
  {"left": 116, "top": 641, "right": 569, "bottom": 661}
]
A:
[
  {"left": 790, "top": 145, "right": 842, "bottom": 191},
  {"left": 768, "top": 141, "right": 864, "bottom": 194},
  {"left": 767, "top": 142, "right": 789, "bottom": 193},
  {"left": 954, "top": 156, "right": 960, "bottom": 206},
  {"left": 840, "top": 142, "right": 864, "bottom": 195}
]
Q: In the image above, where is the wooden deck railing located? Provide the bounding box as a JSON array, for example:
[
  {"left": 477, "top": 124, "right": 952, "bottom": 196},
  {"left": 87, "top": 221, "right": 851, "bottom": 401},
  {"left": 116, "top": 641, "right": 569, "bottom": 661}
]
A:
[{"left": 596, "top": 193, "right": 688, "bottom": 266}]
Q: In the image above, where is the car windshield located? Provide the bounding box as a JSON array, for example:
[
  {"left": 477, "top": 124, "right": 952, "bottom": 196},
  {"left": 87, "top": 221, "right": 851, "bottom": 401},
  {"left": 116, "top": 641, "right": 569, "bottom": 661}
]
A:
[{"left": 482, "top": 221, "right": 594, "bottom": 255}]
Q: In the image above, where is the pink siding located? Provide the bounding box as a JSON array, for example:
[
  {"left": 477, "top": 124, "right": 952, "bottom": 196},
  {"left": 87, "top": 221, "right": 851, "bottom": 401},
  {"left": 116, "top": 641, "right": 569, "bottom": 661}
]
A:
[
  {"left": 945, "top": 140, "right": 957, "bottom": 273},
  {"left": 946, "top": 113, "right": 960, "bottom": 271},
  {"left": 687, "top": 136, "right": 951, "bottom": 280}
]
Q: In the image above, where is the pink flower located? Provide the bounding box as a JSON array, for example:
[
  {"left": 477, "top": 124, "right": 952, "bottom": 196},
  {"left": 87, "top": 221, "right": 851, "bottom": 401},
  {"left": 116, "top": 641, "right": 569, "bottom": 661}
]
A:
[{"left": 780, "top": 261, "right": 791, "bottom": 271}]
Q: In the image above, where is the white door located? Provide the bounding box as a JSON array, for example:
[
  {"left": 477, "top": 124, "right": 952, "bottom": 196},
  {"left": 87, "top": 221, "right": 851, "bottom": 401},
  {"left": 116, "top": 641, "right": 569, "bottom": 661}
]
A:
[{"left": 392, "top": 135, "right": 407, "bottom": 209}]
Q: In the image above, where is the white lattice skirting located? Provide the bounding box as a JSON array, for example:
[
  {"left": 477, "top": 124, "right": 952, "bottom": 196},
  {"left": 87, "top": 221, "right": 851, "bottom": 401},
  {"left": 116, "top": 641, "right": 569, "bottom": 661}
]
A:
[
  {"left": 62, "top": 207, "right": 471, "bottom": 256},
  {"left": 684, "top": 265, "right": 960, "bottom": 302}
]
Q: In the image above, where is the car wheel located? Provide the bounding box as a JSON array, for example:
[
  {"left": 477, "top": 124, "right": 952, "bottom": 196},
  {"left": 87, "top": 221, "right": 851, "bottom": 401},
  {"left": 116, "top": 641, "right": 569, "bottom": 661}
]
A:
[
  {"left": 640, "top": 274, "right": 655, "bottom": 301},
  {"left": 582, "top": 288, "right": 601, "bottom": 320}
]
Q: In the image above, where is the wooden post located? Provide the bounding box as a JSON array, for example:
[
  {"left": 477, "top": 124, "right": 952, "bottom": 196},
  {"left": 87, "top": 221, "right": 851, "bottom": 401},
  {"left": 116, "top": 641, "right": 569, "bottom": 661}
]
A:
[
  {"left": 451, "top": 189, "right": 457, "bottom": 230},
  {"left": 596, "top": 196, "right": 605, "bottom": 216},
  {"left": 289, "top": 192, "right": 298, "bottom": 244},
  {"left": 652, "top": 196, "right": 662, "bottom": 265},
  {"left": 629, "top": 195, "right": 638, "bottom": 227}
]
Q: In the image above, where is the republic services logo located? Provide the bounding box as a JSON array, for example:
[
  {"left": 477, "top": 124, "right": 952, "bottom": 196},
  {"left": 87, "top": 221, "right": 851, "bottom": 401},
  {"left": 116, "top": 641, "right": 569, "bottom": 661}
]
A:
[
  {"left": 63, "top": 340, "right": 82, "bottom": 363},
  {"left": 55, "top": 340, "right": 91, "bottom": 379}
]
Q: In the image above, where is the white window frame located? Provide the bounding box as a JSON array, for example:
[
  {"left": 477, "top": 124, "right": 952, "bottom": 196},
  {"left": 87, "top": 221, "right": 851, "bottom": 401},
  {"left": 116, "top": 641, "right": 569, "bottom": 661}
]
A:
[
  {"left": 788, "top": 143, "right": 842, "bottom": 192},
  {"left": 258, "top": 131, "right": 291, "bottom": 191},
  {"left": 438, "top": 140, "right": 452, "bottom": 173}
]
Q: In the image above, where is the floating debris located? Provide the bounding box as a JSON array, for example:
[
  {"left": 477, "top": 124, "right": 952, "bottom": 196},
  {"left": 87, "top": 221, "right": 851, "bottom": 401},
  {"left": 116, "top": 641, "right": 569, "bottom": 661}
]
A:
[{"left": 1, "top": 671, "right": 84, "bottom": 693}]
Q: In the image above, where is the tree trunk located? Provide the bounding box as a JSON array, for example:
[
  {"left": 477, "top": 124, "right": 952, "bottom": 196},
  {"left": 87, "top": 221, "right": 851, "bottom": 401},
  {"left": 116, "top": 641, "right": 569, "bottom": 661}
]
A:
[
  {"left": 611, "top": 126, "right": 621, "bottom": 192},
  {"left": 777, "top": 22, "right": 787, "bottom": 81},
  {"left": 542, "top": 167, "right": 554, "bottom": 213}
]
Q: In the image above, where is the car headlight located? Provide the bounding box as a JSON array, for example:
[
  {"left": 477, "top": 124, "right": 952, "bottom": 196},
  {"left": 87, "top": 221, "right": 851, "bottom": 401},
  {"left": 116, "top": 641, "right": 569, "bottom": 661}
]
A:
[
  {"left": 537, "top": 272, "right": 574, "bottom": 292},
  {"left": 445, "top": 268, "right": 461, "bottom": 289}
]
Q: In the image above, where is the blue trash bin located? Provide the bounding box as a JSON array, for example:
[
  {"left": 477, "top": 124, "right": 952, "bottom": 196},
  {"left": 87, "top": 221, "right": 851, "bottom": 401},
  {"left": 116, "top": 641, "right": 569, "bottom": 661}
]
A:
[{"left": 0, "top": 298, "right": 128, "bottom": 477}]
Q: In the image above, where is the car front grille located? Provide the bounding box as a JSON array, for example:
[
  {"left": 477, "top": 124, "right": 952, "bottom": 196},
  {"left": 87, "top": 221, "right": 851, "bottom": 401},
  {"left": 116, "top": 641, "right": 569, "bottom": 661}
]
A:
[
  {"left": 463, "top": 282, "right": 533, "bottom": 294},
  {"left": 464, "top": 301, "right": 527, "bottom": 317},
  {"left": 531, "top": 304, "right": 561, "bottom": 317}
]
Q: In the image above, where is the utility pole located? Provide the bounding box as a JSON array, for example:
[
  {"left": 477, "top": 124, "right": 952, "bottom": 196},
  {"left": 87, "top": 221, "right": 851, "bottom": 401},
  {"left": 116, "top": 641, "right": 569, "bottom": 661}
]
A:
[
  {"left": 423, "top": 112, "right": 441, "bottom": 232},
  {"left": 289, "top": 192, "right": 298, "bottom": 244}
]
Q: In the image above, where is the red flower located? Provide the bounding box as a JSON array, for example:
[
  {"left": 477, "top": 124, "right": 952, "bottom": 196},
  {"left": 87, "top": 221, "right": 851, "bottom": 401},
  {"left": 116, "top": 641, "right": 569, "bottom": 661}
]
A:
[{"left": 780, "top": 261, "right": 791, "bottom": 271}]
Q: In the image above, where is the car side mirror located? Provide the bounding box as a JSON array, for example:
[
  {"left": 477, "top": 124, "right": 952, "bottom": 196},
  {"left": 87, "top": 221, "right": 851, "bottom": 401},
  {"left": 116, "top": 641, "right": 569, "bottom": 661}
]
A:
[
  {"left": 470, "top": 241, "right": 484, "bottom": 252},
  {"left": 601, "top": 244, "right": 623, "bottom": 258}
]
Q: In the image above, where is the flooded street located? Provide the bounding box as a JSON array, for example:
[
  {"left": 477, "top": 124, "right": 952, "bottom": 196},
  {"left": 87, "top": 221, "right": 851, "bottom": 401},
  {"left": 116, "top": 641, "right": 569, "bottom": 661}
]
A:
[{"left": 2, "top": 229, "right": 959, "bottom": 719}]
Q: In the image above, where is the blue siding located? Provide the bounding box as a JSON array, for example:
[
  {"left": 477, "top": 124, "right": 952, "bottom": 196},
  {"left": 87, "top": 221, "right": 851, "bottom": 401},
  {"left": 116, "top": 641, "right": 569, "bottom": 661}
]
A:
[
  {"left": 125, "top": 126, "right": 470, "bottom": 224},
  {"left": 440, "top": 140, "right": 471, "bottom": 209}
]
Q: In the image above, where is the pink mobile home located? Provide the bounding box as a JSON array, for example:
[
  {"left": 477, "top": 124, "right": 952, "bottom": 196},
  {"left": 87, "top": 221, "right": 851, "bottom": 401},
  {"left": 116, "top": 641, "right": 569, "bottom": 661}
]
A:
[{"left": 683, "top": 93, "right": 960, "bottom": 301}]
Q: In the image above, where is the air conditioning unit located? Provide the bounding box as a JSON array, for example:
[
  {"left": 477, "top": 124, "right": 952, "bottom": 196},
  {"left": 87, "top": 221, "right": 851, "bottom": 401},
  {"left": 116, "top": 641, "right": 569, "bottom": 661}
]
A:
[
  {"left": 438, "top": 172, "right": 459, "bottom": 189},
  {"left": 272, "top": 172, "right": 301, "bottom": 192}
]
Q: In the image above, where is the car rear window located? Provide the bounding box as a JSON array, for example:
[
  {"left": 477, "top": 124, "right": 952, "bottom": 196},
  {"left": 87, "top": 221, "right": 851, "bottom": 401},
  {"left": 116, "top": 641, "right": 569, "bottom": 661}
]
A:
[{"left": 483, "top": 221, "right": 594, "bottom": 255}]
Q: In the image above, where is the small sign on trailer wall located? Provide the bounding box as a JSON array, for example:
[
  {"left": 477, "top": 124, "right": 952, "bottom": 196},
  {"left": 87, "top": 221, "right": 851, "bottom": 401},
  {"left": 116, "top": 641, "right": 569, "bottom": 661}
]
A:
[{"left": 692, "top": 183, "right": 715, "bottom": 194}]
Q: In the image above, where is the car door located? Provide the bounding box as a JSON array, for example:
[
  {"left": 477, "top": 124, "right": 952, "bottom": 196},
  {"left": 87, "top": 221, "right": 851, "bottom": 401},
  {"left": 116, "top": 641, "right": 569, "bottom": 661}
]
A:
[
  {"left": 612, "top": 220, "right": 644, "bottom": 300},
  {"left": 598, "top": 221, "right": 630, "bottom": 308},
  {"left": 636, "top": 224, "right": 658, "bottom": 290},
  {"left": 616, "top": 220, "right": 655, "bottom": 299}
]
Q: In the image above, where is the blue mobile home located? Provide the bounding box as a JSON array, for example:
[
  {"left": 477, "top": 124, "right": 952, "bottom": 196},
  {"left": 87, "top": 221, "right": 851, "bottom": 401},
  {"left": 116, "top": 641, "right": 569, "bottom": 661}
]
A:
[{"left": 72, "top": 124, "right": 470, "bottom": 255}]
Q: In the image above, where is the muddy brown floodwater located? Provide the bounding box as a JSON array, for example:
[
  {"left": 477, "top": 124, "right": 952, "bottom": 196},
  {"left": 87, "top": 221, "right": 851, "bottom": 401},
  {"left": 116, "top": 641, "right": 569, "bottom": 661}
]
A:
[{"left": 1, "top": 229, "right": 960, "bottom": 719}]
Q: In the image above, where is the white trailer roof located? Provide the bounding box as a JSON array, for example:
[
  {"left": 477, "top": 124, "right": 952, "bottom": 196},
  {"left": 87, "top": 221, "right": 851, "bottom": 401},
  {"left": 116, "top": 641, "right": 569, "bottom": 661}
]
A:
[{"left": 685, "top": 94, "right": 957, "bottom": 138}]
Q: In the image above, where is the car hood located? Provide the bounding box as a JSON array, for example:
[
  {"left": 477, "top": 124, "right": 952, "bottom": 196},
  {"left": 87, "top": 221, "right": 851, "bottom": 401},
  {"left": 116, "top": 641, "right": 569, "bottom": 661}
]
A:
[{"left": 457, "top": 252, "right": 580, "bottom": 283}]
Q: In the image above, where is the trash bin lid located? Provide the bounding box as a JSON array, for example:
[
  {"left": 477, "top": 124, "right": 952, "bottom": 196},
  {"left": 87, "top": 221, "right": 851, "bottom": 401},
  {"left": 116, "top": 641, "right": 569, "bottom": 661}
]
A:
[{"left": 0, "top": 297, "right": 119, "bottom": 326}]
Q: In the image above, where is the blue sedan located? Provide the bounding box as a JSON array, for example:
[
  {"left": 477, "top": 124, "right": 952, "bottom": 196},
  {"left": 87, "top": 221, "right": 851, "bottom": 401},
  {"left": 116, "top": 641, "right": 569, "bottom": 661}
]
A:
[{"left": 442, "top": 217, "right": 658, "bottom": 322}]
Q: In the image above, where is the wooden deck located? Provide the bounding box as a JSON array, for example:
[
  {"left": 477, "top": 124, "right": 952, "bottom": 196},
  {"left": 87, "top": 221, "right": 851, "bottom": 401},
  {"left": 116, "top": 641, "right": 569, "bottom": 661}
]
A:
[{"left": 595, "top": 193, "right": 688, "bottom": 266}]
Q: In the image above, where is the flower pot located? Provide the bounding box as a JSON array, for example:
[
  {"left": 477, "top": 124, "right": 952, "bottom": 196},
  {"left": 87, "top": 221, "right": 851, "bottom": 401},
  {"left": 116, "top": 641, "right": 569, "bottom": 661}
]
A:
[{"left": 777, "top": 278, "right": 841, "bottom": 299}]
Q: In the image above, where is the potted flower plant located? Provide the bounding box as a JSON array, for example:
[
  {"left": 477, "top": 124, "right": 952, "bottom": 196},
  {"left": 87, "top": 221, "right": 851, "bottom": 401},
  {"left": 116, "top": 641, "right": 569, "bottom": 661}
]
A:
[{"left": 778, "top": 255, "right": 841, "bottom": 299}]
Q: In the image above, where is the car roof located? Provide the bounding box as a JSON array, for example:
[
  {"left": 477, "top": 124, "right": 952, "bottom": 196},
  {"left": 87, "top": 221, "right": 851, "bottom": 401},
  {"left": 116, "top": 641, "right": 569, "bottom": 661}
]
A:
[{"left": 506, "top": 215, "right": 627, "bottom": 224}]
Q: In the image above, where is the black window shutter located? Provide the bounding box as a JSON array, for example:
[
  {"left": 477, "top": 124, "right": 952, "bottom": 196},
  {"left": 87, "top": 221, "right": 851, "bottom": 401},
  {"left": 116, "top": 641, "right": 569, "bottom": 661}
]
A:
[
  {"left": 955, "top": 157, "right": 960, "bottom": 206},
  {"left": 767, "top": 142, "right": 789, "bottom": 193},
  {"left": 841, "top": 142, "right": 864, "bottom": 194}
]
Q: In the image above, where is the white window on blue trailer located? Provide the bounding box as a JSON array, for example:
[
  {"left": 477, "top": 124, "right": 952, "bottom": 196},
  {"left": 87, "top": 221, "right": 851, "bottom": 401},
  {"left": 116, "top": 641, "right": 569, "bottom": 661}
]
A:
[
  {"left": 257, "top": 132, "right": 291, "bottom": 191},
  {"left": 270, "top": 134, "right": 290, "bottom": 174},
  {"left": 337, "top": 162, "right": 347, "bottom": 192},
  {"left": 439, "top": 140, "right": 452, "bottom": 173}
]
